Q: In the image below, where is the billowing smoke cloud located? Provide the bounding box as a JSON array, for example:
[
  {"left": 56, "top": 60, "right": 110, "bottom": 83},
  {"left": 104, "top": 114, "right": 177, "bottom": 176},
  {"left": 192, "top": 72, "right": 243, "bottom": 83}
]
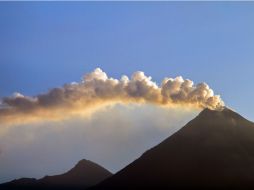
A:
[{"left": 0, "top": 68, "right": 224, "bottom": 125}]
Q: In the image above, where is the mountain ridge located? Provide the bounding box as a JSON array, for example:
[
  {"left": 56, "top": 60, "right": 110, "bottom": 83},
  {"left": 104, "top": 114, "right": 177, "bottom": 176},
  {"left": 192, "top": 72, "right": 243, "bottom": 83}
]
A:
[{"left": 0, "top": 159, "right": 112, "bottom": 190}]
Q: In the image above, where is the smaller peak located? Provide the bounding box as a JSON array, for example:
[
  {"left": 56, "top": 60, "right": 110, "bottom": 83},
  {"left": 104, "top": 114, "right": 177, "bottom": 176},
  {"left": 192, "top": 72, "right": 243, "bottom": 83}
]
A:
[
  {"left": 76, "top": 159, "right": 89, "bottom": 166},
  {"left": 74, "top": 159, "right": 97, "bottom": 168},
  {"left": 68, "top": 159, "right": 112, "bottom": 177},
  {"left": 77, "top": 159, "right": 88, "bottom": 164}
]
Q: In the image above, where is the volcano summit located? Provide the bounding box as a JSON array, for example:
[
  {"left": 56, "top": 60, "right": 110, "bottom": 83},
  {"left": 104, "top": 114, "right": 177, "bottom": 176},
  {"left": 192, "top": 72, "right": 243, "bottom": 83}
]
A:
[{"left": 94, "top": 107, "right": 254, "bottom": 189}]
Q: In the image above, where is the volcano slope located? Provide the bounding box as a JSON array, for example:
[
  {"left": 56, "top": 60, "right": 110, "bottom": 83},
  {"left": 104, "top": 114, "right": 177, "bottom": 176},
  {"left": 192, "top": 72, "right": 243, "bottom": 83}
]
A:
[{"left": 93, "top": 108, "right": 254, "bottom": 189}]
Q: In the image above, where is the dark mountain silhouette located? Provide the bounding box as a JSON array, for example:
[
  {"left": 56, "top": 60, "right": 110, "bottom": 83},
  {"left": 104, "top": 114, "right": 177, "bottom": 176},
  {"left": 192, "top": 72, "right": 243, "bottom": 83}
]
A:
[
  {"left": 93, "top": 107, "right": 254, "bottom": 189},
  {"left": 0, "top": 159, "right": 112, "bottom": 190}
]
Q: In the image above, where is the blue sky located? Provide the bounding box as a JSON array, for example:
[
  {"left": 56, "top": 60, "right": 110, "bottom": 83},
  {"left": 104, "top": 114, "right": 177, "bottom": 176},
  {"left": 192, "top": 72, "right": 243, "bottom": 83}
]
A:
[{"left": 0, "top": 2, "right": 254, "bottom": 120}]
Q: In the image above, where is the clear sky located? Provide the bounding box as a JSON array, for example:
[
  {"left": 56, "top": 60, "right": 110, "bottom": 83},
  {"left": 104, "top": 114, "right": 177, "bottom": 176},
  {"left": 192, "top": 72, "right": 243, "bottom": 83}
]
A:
[{"left": 1, "top": 2, "right": 254, "bottom": 120}]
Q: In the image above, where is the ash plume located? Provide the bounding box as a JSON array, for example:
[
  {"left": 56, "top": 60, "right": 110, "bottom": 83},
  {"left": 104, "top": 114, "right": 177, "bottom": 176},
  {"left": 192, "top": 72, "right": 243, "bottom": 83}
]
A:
[{"left": 0, "top": 68, "right": 224, "bottom": 125}]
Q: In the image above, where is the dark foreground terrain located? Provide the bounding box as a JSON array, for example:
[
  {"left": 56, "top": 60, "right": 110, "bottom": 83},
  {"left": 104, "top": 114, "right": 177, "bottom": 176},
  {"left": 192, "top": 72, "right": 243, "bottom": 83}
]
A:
[{"left": 2, "top": 107, "right": 254, "bottom": 189}]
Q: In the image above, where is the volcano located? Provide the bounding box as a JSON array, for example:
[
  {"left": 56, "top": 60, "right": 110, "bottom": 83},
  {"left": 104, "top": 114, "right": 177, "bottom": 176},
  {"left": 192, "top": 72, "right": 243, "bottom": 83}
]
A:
[
  {"left": 1, "top": 159, "right": 112, "bottom": 189},
  {"left": 93, "top": 107, "right": 254, "bottom": 189}
]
